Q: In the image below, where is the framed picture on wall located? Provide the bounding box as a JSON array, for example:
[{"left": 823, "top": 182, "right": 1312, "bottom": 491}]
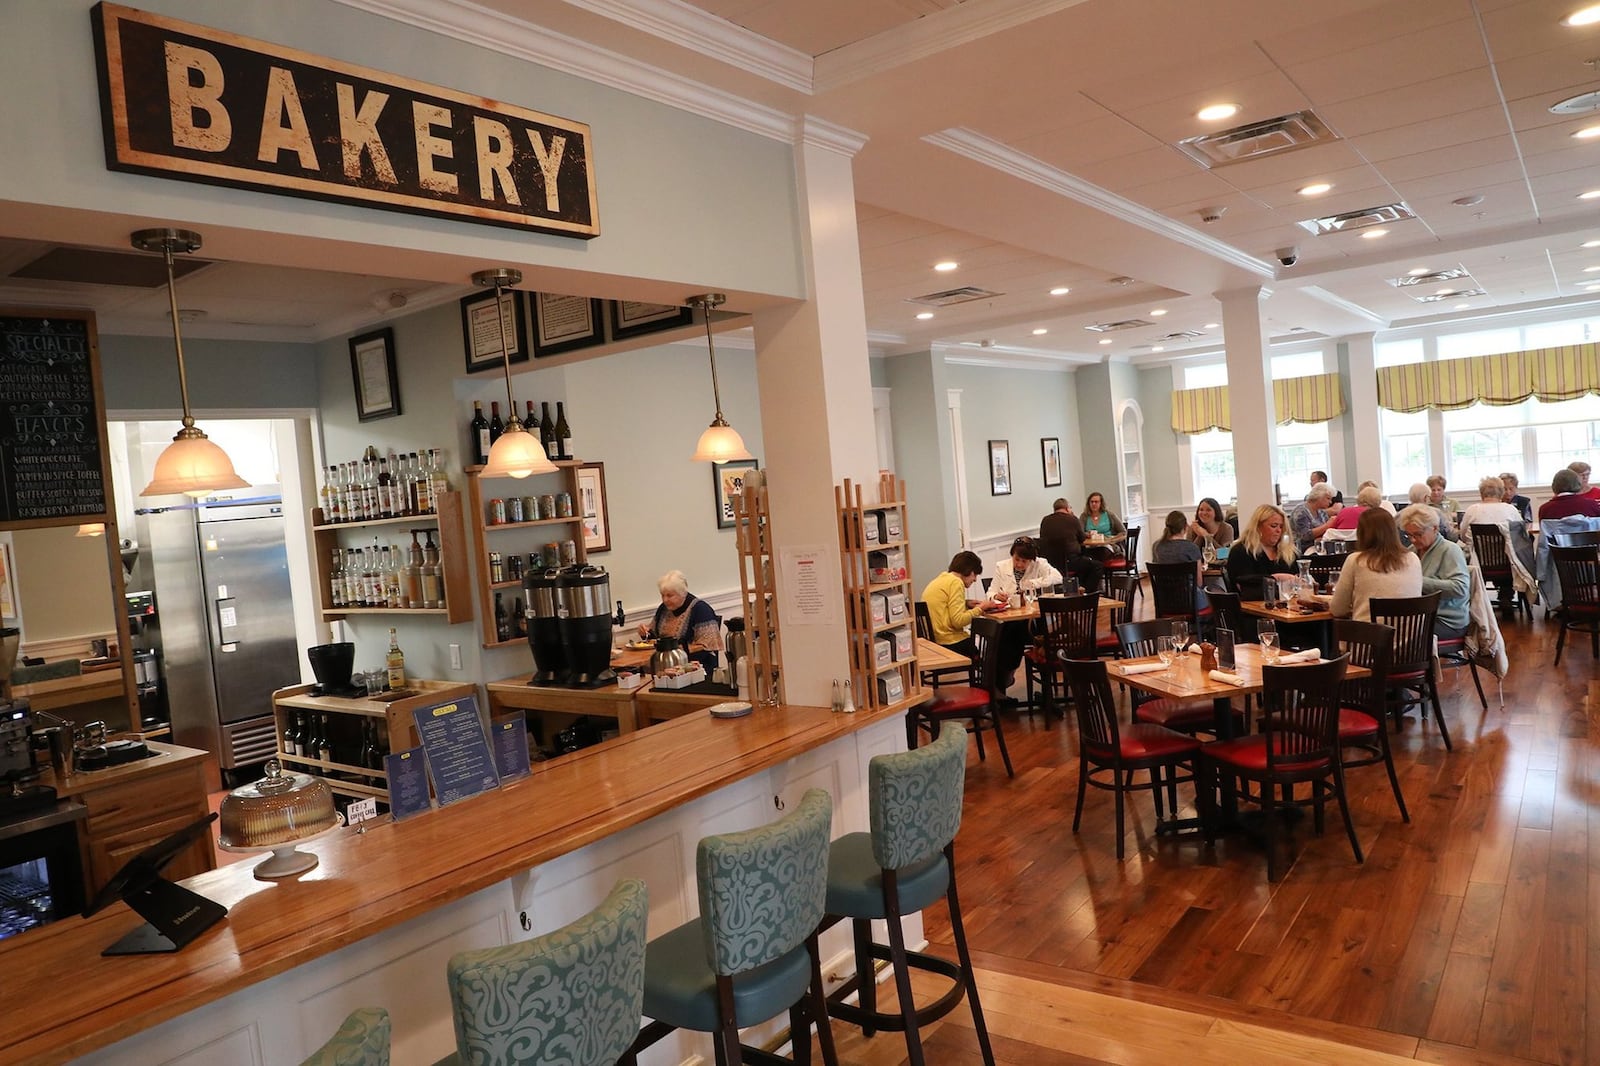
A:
[
  {"left": 1041, "top": 437, "right": 1062, "bottom": 487},
  {"left": 348, "top": 327, "right": 400, "bottom": 421},
  {"left": 989, "top": 440, "right": 1012, "bottom": 496},
  {"left": 576, "top": 462, "right": 611, "bottom": 554},
  {"left": 532, "top": 292, "right": 604, "bottom": 358},
  {"left": 714, "top": 459, "right": 759, "bottom": 529},
  {"left": 608, "top": 300, "right": 692, "bottom": 340},
  {"left": 460, "top": 288, "right": 529, "bottom": 373}
]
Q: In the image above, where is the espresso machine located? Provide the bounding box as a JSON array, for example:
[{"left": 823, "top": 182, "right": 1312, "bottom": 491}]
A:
[
  {"left": 524, "top": 569, "right": 567, "bottom": 686},
  {"left": 558, "top": 566, "right": 617, "bottom": 688}
]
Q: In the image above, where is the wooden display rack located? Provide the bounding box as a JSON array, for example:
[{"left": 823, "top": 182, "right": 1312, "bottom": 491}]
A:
[
  {"left": 836, "top": 474, "right": 925, "bottom": 714},
  {"left": 732, "top": 481, "right": 784, "bottom": 706},
  {"left": 310, "top": 490, "right": 472, "bottom": 625}
]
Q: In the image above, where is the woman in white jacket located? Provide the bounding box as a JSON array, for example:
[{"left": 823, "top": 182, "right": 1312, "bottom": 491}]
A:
[{"left": 984, "top": 536, "right": 1062, "bottom": 696}]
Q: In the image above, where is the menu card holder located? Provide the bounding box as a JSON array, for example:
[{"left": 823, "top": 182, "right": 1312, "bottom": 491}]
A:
[
  {"left": 85, "top": 813, "right": 227, "bottom": 957},
  {"left": 1216, "top": 629, "right": 1235, "bottom": 671}
]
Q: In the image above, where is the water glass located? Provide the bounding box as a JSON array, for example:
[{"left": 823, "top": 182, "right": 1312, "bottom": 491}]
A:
[
  {"left": 1170, "top": 619, "right": 1189, "bottom": 652},
  {"left": 1156, "top": 636, "right": 1175, "bottom": 671},
  {"left": 1258, "top": 627, "right": 1280, "bottom": 663}
]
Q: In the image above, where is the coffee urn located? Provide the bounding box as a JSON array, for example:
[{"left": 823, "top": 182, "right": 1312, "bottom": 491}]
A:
[
  {"left": 524, "top": 568, "right": 567, "bottom": 686},
  {"left": 557, "top": 565, "right": 616, "bottom": 689}
]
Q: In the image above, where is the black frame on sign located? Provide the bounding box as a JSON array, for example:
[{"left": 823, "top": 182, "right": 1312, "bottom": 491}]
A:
[
  {"left": 349, "top": 327, "right": 401, "bottom": 421},
  {"left": 532, "top": 292, "right": 605, "bottom": 358},
  {"left": 607, "top": 300, "right": 692, "bottom": 340},
  {"left": 460, "top": 288, "right": 530, "bottom": 374},
  {"left": 577, "top": 461, "right": 611, "bottom": 554},
  {"left": 1041, "top": 437, "right": 1062, "bottom": 487},
  {"left": 714, "top": 459, "right": 759, "bottom": 529},
  {"left": 989, "top": 440, "right": 1012, "bottom": 496}
]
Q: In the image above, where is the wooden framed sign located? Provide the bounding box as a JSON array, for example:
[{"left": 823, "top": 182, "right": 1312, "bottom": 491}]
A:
[{"left": 91, "top": 3, "right": 600, "bottom": 238}]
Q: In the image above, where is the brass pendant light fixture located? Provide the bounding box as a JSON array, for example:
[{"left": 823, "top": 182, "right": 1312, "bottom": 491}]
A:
[
  {"left": 476, "top": 268, "right": 557, "bottom": 479},
  {"left": 686, "top": 293, "right": 753, "bottom": 464},
  {"left": 133, "top": 228, "right": 249, "bottom": 498}
]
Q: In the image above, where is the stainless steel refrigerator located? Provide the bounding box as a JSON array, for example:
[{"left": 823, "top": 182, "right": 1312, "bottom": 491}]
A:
[{"left": 144, "top": 493, "right": 299, "bottom": 783}]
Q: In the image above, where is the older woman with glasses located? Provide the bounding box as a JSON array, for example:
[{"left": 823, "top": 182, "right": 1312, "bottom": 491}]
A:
[{"left": 1397, "top": 503, "right": 1470, "bottom": 639}]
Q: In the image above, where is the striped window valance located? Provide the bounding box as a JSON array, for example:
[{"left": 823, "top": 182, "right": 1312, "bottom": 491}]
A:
[
  {"left": 1169, "top": 372, "right": 1347, "bottom": 433},
  {"left": 1376, "top": 343, "right": 1600, "bottom": 413}
]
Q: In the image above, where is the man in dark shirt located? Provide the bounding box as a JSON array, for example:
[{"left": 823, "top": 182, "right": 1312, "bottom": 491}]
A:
[
  {"left": 1539, "top": 468, "right": 1600, "bottom": 520},
  {"left": 1038, "top": 498, "right": 1102, "bottom": 593}
]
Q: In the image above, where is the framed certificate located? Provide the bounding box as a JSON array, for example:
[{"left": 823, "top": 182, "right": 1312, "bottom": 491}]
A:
[
  {"left": 348, "top": 327, "right": 400, "bottom": 421},
  {"left": 460, "top": 288, "right": 529, "bottom": 374},
  {"left": 608, "top": 300, "right": 692, "bottom": 340},
  {"left": 532, "top": 292, "right": 604, "bottom": 358}
]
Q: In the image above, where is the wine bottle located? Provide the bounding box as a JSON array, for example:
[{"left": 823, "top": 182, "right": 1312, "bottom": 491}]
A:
[
  {"left": 495, "top": 592, "right": 511, "bottom": 642},
  {"left": 386, "top": 627, "right": 407, "bottom": 690},
  {"left": 525, "top": 400, "right": 537, "bottom": 437},
  {"left": 470, "top": 401, "right": 490, "bottom": 466},
  {"left": 489, "top": 401, "right": 504, "bottom": 446},
  {"left": 512, "top": 597, "right": 526, "bottom": 639},
  {"left": 554, "top": 401, "right": 572, "bottom": 460},
  {"left": 540, "top": 401, "right": 557, "bottom": 460},
  {"left": 421, "top": 531, "right": 443, "bottom": 609},
  {"left": 316, "top": 714, "right": 332, "bottom": 764},
  {"left": 284, "top": 712, "right": 301, "bottom": 757},
  {"left": 360, "top": 719, "right": 381, "bottom": 787}
]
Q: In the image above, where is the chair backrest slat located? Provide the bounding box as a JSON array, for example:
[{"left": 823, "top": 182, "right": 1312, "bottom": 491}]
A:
[
  {"left": 913, "top": 599, "right": 934, "bottom": 641},
  {"left": 970, "top": 615, "right": 1002, "bottom": 693},
  {"left": 1146, "top": 561, "right": 1200, "bottom": 624},
  {"left": 1038, "top": 593, "right": 1099, "bottom": 660},
  {"left": 1333, "top": 619, "right": 1392, "bottom": 718},
  {"left": 1369, "top": 592, "right": 1442, "bottom": 673},
  {"left": 1469, "top": 524, "right": 1512, "bottom": 571},
  {"left": 1061, "top": 657, "right": 1120, "bottom": 755},
  {"left": 1552, "top": 545, "right": 1600, "bottom": 609},
  {"left": 1260, "top": 656, "right": 1348, "bottom": 767}
]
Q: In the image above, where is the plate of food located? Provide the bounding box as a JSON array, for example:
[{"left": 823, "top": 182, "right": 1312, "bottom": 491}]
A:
[{"left": 624, "top": 639, "right": 657, "bottom": 650}]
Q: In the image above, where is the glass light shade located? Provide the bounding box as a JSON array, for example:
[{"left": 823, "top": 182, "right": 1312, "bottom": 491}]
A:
[
  {"left": 482, "top": 427, "right": 557, "bottom": 478},
  {"left": 75, "top": 523, "right": 106, "bottom": 537},
  {"left": 692, "top": 422, "right": 754, "bottom": 464},
  {"left": 141, "top": 432, "right": 250, "bottom": 498}
]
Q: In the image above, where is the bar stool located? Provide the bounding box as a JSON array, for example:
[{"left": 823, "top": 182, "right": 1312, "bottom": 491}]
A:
[
  {"left": 821, "top": 727, "right": 993, "bottom": 1066},
  {"left": 626, "top": 789, "right": 837, "bottom": 1066},
  {"left": 301, "top": 1008, "right": 390, "bottom": 1066},
  {"left": 441, "top": 878, "right": 647, "bottom": 1066}
]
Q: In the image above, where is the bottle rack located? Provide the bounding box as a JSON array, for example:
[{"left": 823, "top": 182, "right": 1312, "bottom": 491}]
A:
[
  {"left": 464, "top": 462, "right": 590, "bottom": 651},
  {"left": 732, "top": 481, "right": 784, "bottom": 706},
  {"left": 835, "top": 474, "right": 925, "bottom": 714},
  {"left": 310, "top": 490, "right": 473, "bottom": 625}
]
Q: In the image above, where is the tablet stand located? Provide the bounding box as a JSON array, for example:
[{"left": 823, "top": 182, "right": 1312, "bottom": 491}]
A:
[{"left": 102, "top": 876, "right": 228, "bottom": 956}]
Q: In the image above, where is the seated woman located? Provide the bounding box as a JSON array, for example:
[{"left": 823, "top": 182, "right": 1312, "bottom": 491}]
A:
[
  {"left": 1500, "top": 472, "right": 1533, "bottom": 523},
  {"left": 1152, "top": 510, "right": 1209, "bottom": 610},
  {"left": 1224, "top": 503, "right": 1296, "bottom": 599},
  {"left": 1459, "top": 475, "right": 1524, "bottom": 559},
  {"left": 1329, "top": 509, "right": 1422, "bottom": 623},
  {"left": 1397, "top": 504, "right": 1470, "bottom": 640},
  {"left": 1329, "top": 484, "right": 1384, "bottom": 530},
  {"left": 921, "top": 550, "right": 984, "bottom": 656},
  {"left": 1186, "top": 497, "right": 1231, "bottom": 555},
  {"left": 638, "top": 569, "right": 722, "bottom": 673},
  {"left": 1289, "top": 484, "right": 1337, "bottom": 553},
  {"left": 1080, "top": 492, "right": 1126, "bottom": 559},
  {"left": 986, "top": 537, "right": 1062, "bottom": 693}
]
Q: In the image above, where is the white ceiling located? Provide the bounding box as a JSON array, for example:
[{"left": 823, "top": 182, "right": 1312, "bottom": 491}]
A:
[{"left": 8, "top": 0, "right": 1600, "bottom": 367}]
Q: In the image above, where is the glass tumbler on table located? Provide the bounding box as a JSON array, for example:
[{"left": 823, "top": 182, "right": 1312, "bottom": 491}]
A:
[
  {"left": 1170, "top": 619, "right": 1189, "bottom": 653},
  {"left": 1156, "top": 636, "right": 1175, "bottom": 671},
  {"left": 1257, "top": 620, "right": 1279, "bottom": 663}
]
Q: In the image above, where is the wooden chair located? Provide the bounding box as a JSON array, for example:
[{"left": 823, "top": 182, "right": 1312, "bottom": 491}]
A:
[
  {"left": 1095, "top": 571, "right": 1137, "bottom": 658},
  {"left": 1559, "top": 529, "right": 1600, "bottom": 547},
  {"left": 908, "top": 616, "right": 1013, "bottom": 777},
  {"left": 1199, "top": 656, "right": 1361, "bottom": 881},
  {"left": 1551, "top": 545, "right": 1600, "bottom": 665},
  {"left": 1306, "top": 554, "right": 1344, "bottom": 591},
  {"left": 1102, "top": 525, "right": 1142, "bottom": 602},
  {"left": 913, "top": 600, "right": 971, "bottom": 689},
  {"left": 1369, "top": 592, "right": 1452, "bottom": 751},
  {"left": 1203, "top": 589, "right": 1254, "bottom": 644},
  {"left": 1469, "top": 523, "right": 1531, "bottom": 620},
  {"left": 1331, "top": 620, "right": 1408, "bottom": 822},
  {"left": 1060, "top": 657, "right": 1201, "bottom": 861},
  {"left": 1114, "top": 620, "right": 1242, "bottom": 738},
  {"left": 1025, "top": 593, "right": 1099, "bottom": 719},
  {"left": 1146, "top": 560, "right": 1212, "bottom": 636}
]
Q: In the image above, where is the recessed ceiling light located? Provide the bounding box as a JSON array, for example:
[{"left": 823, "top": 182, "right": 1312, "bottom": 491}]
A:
[
  {"left": 1361, "top": 228, "right": 1389, "bottom": 239},
  {"left": 1580, "top": 190, "right": 1600, "bottom": 200},
  {"left": 1454, "top": 302, "right": 1471, "bottom": 310},
  {"left": 1574, "top": 125, "right": 1600, "bottom": 140},
  {"left": 1407, "top": 266, "right": 1431, "bottom": 276},
  {"left": 1452, "top": 194, "right": 1486, "bottom": 207},
  {"left": 1298, "top": 182, "right": 1333, "bottom": 197},
  {"left": 1197, "top": 103, "right": 1239, "bottom": 122},
  {"left": 1585, "top": 240, "right": 1600, "bottom": 248},
  {"left": 1587, "top": 283, "right": 1600, "bottom": 292},
  {"left": 1031, "top": 328, "right": 1049, "bottom": 336},
  {"left": 1150, "top": 308, "right": 1168, "bottom": 316},
  {"left": 915, "top": 311, "right": 934, "bottom": 320},
  {"left": 1562, "top": 4, "right": 1600, "bottom": 26},
  {"left": 1049, "top": 286, "right": 1070, "bottom": 296},
  {"left": 934, "top": 260, "right": 959, "bottom": 272},
  {"left": 1152, "top": 345, "right": 1166, "bottom": 352},
  {"left": 1203, "top": 322, "right": 1219, "bottom": 329},
  {"left": 1099, "top": 339, "right": 1113, "bottom": 345},
  {"left": 1585, "top": 266, "right": 1600, "bottom": 272},
  {"left": 1435, "top": 288, "right": 1457, "bottom": 296}
]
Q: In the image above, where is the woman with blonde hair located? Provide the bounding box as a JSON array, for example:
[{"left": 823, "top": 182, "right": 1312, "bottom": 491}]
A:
[
  {"left": 1329, "top": 509, "right": 1421, "bottom": 622},
  {"left": 1224, "top": 503, "right": 1296, "bottom": 597}
]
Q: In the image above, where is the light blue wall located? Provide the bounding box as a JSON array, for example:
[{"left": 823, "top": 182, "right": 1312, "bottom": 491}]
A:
[
  {"left": 883, "top": 351, "right": 957, "bottom": 592},
  {"left": 100, "top": 335, "right": 320, "bottom": 414},
  {"left": 1137, "top": 365, "right": 1181, "bottom": 509}
]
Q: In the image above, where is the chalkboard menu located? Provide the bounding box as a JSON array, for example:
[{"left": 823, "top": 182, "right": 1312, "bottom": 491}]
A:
[{"left": 0, "top": 311, "right": 109, "bottom": 526}]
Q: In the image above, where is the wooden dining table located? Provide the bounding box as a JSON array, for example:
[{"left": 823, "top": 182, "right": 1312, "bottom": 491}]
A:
[
  {"left": 980, "top": 594, "right": 1123, "bottom": 626},
  {"left": 1241, "top": 594, "right": 1335, "bottom": 647}
]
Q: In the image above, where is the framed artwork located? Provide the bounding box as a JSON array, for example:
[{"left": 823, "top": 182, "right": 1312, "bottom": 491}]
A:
[
  {"left": 532, "top": 292, "right": 604, "bottom": 357},
  {"left": 714, "top": 459, "right": 759, "bottom": 529},
  {"left": 988, "top": 440, "right": 1011, "bottom": 496},
  {"left": 348, "top": 327, "right": 400, "bottom": 421},
  {"left": 1041, "top": 437, "right": 1062, "bottom": 487},
  {"left": 608, "top": 300, "right": 692, "bottom": 340},
  {"left": 460, "top": 288, "right": 529, "bottom": 374},
  {"left": 576, "top": 462, "right": 611, "bottom": 554}
]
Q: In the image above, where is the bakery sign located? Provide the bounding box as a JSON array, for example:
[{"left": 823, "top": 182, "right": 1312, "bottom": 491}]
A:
[{"left": 90, "top": 3, "right": 599, "bottom": 238}]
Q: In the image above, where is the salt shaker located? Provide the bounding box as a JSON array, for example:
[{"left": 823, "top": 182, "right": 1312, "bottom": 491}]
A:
[
  {"left": 841, "top": 679, "right": 856, "bottom": 714},
  {"left": 831, "top": 679, "right": 843, "bottom": 712}
]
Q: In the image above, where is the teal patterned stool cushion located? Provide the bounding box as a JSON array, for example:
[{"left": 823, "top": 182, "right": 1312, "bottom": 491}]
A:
[
  {"left": 697, "top": 788, "right": 832, "bottom": 977},
  {"left": 824, "top": 832, "right": 949, "bottom": 920},
  {"left": 301, "top": 1008, "right": 390, "bottom": 1066},
  {"left": 639, "top": 917, "right": 812, "bottom": 1032},
  {"left": 869, "top": 725, "right": 967, "bottom": 871},
  {"left": 445, "top": 877, "right": 648, "bottom": 1066}
]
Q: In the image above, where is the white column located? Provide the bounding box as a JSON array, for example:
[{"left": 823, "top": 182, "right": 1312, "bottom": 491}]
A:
[
  {"left": 1343, "top": 332, "right": 1381, "bottom": 489},
  {"left": 751, "top": 118, "right": 877, "bottom": 706},
  {"left": 1217, "top": 285, "right": 1278, "bottom": 507}
]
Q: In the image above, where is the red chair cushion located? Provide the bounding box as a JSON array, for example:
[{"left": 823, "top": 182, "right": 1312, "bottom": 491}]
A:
[
  {"left": 1437, "top": 637, "right": 1465, "bottom": 652},
  {"left": 1024, "top": 647, "right": 1046, "bottom": 664},
  {"left": 1104, "top": 557, "right": 1132, "bottom": 569},
  {"left": 1087, "top": 723, "right": 1200, "bottom": 761},
  {"left": 1205, "top": 735, "right": 1331, "bottom": 772},
  {"left": 927, "top": 687, "right": 989, "bottom": 714},
  {"left": 1132, "top": 698, "right": 1215, "bottom": 730},
  {"left": 1095, "top": 631, "right": 1119, "bottom": 649},
  {"left": 1337, "top": 708, "right": 1380, "bottom": 740},
  {"left": 1197, "top": 605, "right": 1214, "bottom": 620}
]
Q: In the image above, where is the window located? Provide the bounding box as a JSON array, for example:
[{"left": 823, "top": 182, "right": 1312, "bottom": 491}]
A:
[
  {"left": 1380, "top": 409, "right": 1430, "bottom": 491},
  {"left": 1271, "top": 351, "right": 1326, "bottom": 377},
  {"left": 1275, "top": 421, "right": 1330, "bottom": 496},
  {"left": 1191, "top": 430, "right": 1237, "bottom": 504},
  {"left": 1531, "top": 395, "right": 1600, "bottom": 483},
  {"left": 1376, "top": 339, "right": 1423, "bottom": 367},
  {"left": 1437, "top": 328, "right": 1521, "bottom": 361},
  {"left": 1184, "top": 363, "right": 1228, "bottom": 388},
  {"left": 1181, "top": 355, "right": 1332, "bottom": 502},
  {"left": 1443, "top": 401, "right": 1528, "bottom": 486}
]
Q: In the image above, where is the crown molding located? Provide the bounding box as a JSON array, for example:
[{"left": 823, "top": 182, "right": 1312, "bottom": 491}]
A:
[
  {"left": 923, "top": 128, "right": 1278, "bottom": 280},
  {"left": 557, "top": 0, "right": 814, "bottom": 93},
  {"left": 799, "top": 116, "right": 869, "bottom": 156},
  {"left": 935, "top": 341, "right": 1097, "bottom": 371},
  {"left": 1299, "top": 285, "right": 1388, "bottom": 329},
  {"left": 330, "top": 0, "right": 795, "bottom": 141}
]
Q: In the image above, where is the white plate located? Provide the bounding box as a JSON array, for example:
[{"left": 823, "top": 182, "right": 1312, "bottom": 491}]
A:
[{"left": 708, "top": 701, "right": 753, "bottom": 719}]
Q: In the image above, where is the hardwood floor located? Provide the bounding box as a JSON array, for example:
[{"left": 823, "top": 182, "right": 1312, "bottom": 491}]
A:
[{"left": 890, "top": 596, "right": 1594, "bottom": 1065}]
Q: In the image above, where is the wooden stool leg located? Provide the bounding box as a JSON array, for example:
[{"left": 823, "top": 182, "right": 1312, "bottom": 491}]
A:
[
  {"left": 851, "top": 918, "right": 877, "bottom": 1037},
  {"left": 808, "top": 935, "right": 840, "bottom": 1066},
  {"left": 882, "top": 875, "right": 925, "bottom": 1066},
  {"left": 946, "top": 846, "right": 995, "bottom": 1066}
]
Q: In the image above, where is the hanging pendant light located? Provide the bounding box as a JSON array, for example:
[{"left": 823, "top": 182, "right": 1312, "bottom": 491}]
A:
[
  {"left": 133, "top": 228, "right": 249, "bottom": 498},
  {"left": 476, "top": 268, "right": 558, "bottom": 479},
  {"left": 686, "top": 293, "right": 753, "bottom": 464},
  {"left": 74, "top": 523, "right": 106, "bottom": 537}
]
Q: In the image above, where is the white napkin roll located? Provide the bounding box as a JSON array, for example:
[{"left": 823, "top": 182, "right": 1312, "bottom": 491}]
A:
[
  {"left": 1117, "top": 662, "right": 1167, "bottom": 676},
  {"left": 1208, "top": 670, "right": 1248, "bottom": 686},
  {"left": 1277, "top": 648, "right": 1321, "bottom": 663}
]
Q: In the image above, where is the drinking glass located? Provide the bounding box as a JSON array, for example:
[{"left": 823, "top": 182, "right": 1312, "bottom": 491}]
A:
[
  {"left": 1156, "top": 636, "right": 1175, "bottom": 671},
  {"left": 1170, "top": 619, "right": 1189, "bottom": 652},
  {"left": 1257, "top": 620, "right": 1279, "bottom": 663}
]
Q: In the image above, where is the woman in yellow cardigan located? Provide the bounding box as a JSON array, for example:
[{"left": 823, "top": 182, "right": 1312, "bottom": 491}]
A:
[{"left": 922, "top": 550, "right": 985, "bottom": 655}]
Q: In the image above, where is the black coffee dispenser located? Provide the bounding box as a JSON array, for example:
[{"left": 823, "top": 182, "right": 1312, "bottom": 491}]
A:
[
  {"left": 524, "top": 568, "right": 567, "bottom": 686},
  {"left": 558, "top": 566, "right": 616, "bottom": 689}
]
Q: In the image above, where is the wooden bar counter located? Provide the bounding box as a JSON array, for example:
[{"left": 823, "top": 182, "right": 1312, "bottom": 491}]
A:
[{"left": 0, "top": 698, "right": 913, "bottom": 1065}]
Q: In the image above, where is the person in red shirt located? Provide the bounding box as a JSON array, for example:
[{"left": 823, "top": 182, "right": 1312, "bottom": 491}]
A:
[
  {"left": 1568, "top": 461, "right": 1600, "bottom": 502},
  {"left": 1540, "top": 468, "right": 1600, "bottom": 520}
]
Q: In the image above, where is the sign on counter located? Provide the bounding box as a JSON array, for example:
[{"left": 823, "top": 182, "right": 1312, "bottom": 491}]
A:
[
  {"left": 490, "top": 715, "right": 533, "bottom": 781},
  {"left": 0, "top": 311, "right": 109, "bottom": 527},
  {"left": 384, "top": 748, "right": 432, "bottom": 820},
  {"left": 411, "top": 695, "right": 501, "bottom": 806}
]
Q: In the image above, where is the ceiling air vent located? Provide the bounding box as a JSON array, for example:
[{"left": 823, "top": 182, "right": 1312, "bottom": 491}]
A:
[
  {"left": 1085, "top": 318, "right": 1155, "bottom": 333},
  {"left": 906, "top": 286, "right": 1003, "bottom": 307},
  {"left": 10, "top": 246, "right": 211, "bottom": 287},
  {"left": 1157, "top": 330, "right": 1205, "bottom": 342},
  {"left": 1413, "top": 288, "right": 1486, "bottom": 303},
  {"left": 1388, "top": 267, "right": 1471, "bottom": 288},
  {"left": 1175, "top": 110, "right": 1338, "bottom": 168},
  {"left": 1298, "top": 202, "right": 1416, "bottom": 235}
]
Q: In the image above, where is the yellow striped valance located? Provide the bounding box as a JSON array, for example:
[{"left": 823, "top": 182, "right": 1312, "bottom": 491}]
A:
[
  {"left": 1169, "top": 373, "right": 1347, "bottom": 433},
  {"left": 1377, "top": 343, "right": 1600, "bottom": 413}
]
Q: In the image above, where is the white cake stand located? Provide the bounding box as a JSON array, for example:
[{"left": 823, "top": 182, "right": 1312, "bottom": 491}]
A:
[{"left": 218, "top": 816, "right": 345, "bottom": 881}]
